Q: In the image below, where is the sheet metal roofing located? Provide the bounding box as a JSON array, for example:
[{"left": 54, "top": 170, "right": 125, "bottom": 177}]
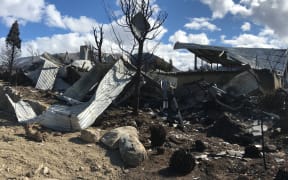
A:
[{"left": 174, "top": 42, "right": 288, "bottom": 76}]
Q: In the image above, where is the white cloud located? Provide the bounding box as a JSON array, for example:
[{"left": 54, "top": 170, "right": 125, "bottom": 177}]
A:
[
  {"left": 19, "top": 28, "right": 193, "bottom": 71},
  {"left": 221, "top": 27, "right": 286, "bottom": 48},
  {"left": 184, "top": 17, "right": 221, "bottom": 31},
  {"left": 241, "top": 22, "right": 251, "bottom": 31},
  {"left": 0, "top": 37, "right": 5, "bottom": 47},
  {"left": 200, "top": 0, "right": 251, "bottom": 19},
  {"left": 221, "top": 34, "right": 271, "bottom": 48},
  {"left": 21, "top": 33, "right": 103, "bottom": 57},
  {"left": 169, "top": 30, "right": 211, "bottom": 45},
  {"left": 259, "top": 27, "right": 274, "bottom": 37},
  {"left": 151, "top": 42, "right": 196, "bottom": 71},
  {"left": 248, "top": 0, "right": 288, "bottom": 38},
  {"left": 0, "top": 0, "right": 45, "bottom": 26},
  {"left": 164, "top": 30, "right": 214, "bottom": 70},
  {"left": 0, "top": 1, "right": 199, "bottom": 71},
  {"left": 44, "top": 1, "right": 166, "bottom": 37},
  {"left": 62, "top": 16, "right": 98, "bottom": 33},
  {"left": 21, "top": 32, "right": 122, "bottom": 56},
  {"left": 44, "top": 4, "right": 98, "bottom": 33},
  {"left": 201, "top": 0, "right": 288, "bottom": 44},
  {"left": 45, "top": 4, "right": 65, "bottom": 28}
]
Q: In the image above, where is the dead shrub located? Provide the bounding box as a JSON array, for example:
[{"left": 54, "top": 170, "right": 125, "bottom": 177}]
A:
[
  {"left": 149, "top": 124, "right": 166, "bottom": 147},
  {"left": 169, "top": 148, "right": 196, "bottom": 175}
]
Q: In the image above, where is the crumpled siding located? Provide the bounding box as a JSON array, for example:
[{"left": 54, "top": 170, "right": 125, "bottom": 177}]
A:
[
  {"left": 35, "top": 57, "right": 59, "bottom": 90},
  {"left": 29, "top": 59, "right": 135, "bottom": 131}
]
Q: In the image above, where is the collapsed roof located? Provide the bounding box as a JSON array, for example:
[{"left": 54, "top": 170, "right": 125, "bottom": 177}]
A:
[
  {"left": 174, "top": 42, "right": 288, "bottom": 76},
  {"left": 8, "top": 59, "right": 135, "bottom": 131}
]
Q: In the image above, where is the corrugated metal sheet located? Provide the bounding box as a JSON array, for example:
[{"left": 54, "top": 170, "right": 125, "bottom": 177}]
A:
[
  {"left": 35, "top": 57, "right": 59, "bottom": 90},
  {"left": 174, "top": 42, "right": 288, "bottom": 76},
  {"left": 6, "top": 94, "right": 37, "bottom": 122},
  {"left": 63, "top": 62, "right": 113, "bottom": 101},
  {"left": 28, "top": 59, "right": 135, "bottom": 131}
]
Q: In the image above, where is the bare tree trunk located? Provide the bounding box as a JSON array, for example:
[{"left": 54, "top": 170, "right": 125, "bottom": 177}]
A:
[
  {"left": 8, "top": 44, "right": 15, "bottom": 83},
  {"left": 261, "top": 119, "right": 267, "bottom": 170},
  {"left": 134, "top": 41, "right": 144, "bottom": 114},
  {"left": 98, "top": 48, "right": 102, "bottom": 63}
]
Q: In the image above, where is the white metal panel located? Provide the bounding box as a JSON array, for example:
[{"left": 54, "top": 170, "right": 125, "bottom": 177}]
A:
[
  {"left": 6, "top": 94, "right": 37, "bottom": 122},
  {"left": 35, "top": 57, "right": 59, "bottom": 90},
  {"left": 28, "top": 59, "right": 135, "bottom": 131}
]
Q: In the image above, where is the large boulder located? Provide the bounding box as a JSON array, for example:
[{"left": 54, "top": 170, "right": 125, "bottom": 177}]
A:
[
  {"left": 119, "top": 134, "right": 147, "bottom": 167},
  {"left": 100, "top": 126, "right": 138, "bottom": 149}
]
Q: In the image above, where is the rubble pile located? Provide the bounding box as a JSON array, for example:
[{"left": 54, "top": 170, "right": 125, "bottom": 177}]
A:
[{"left": 0, "top": 48, "right": 288, "bottom": 179}]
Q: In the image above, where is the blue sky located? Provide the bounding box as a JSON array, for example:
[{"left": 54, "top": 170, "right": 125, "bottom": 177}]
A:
[{"left": 0, "top": 0, "right": 287, "bottom": 70}]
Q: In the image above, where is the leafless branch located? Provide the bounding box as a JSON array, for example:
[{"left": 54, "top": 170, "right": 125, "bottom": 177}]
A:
[{"left": 93, "top": 24, "right": 104, "bottom": 63}]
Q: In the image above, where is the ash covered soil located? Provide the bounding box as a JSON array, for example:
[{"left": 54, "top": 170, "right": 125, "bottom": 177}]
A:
[
  {"left": 0, "top": 86, "right": 288, "bottom": 180},
  {"left": 0, "top": 116, "right": 121, "bottom": 180}
]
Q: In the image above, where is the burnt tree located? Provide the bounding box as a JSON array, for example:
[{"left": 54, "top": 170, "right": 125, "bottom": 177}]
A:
[
  {"left": 117, "top": 0, "right": 167, "bottom": 114},
  {"left": 4, "top": 20, "right": 21, "bottom": 82},
  {"left": 93, "top": 24, "right": 104, "bottom": 63}
]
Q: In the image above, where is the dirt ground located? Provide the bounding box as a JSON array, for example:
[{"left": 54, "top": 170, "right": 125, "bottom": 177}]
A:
[
  {"left": 0, "top": 115, "right": 122, "bottom": 180},
  {"left": 0, "top": 84, "right": 288, "bottom": 180},
  {"left": 1, "top": 105, "right": 287, "bottom": 180}
]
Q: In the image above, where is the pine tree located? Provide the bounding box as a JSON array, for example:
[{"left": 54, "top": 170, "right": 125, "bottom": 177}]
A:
[{"left": 5, "top": 20, "right": 21, "bottom": 82}]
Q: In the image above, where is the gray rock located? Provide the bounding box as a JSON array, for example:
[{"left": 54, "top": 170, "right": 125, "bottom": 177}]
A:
[
  {"left": 101, "top": 126, "right": 138, "bottom": 149},
  {"left": 119, "top": 134, "right": 147, "bottom": 167},
  {"left": 80, "top": 128, "right": 101, "bottom": 143}
]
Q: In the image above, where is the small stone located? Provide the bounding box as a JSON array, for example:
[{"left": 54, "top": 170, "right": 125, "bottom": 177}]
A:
[
  {"left": 122, "top": 168, "right": 129, "bottom": 174},
  {"left": 53, "top": 132, "right": 62, "bottom": 136},
  {"left": 6, "top": 168, "right": 10, "bottom": 172},
  {"left": 2, "top": 135, "right": 16, "bottom": 142},
  {"left": 90, "top": 165, "right": 100, "bottom": 172},
  {"left": 80, "top": 128, "right": 101, "bottom": 143},
  {"left": 104, "top": 168, "right": 112, "bottom": 175},
  {"left": 19, "top": 177, "right": 30, "bottom": 180},
  {"left": 26, "top": 171, "right": 34, "bottom": 177},
  {"left": 128, "top": 121, "right": 137, "bottom": 127},
  {"left": 79, "top": 166, "right": 85, "bottom": 171},
  {"left": 41, "top": 166, "right": 49, "bottom": 175}
]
